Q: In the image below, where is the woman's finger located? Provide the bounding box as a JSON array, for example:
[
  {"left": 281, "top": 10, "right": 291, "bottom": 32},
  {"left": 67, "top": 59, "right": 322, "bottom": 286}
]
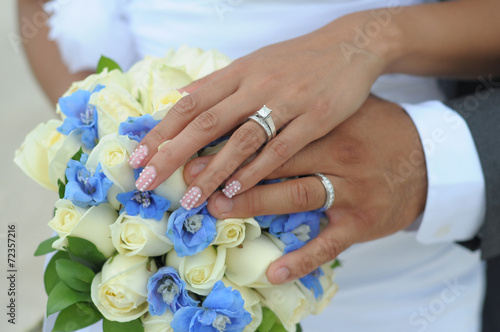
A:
[
  {"left": 128, "top": 70, "right": 239, "bottom": 170},
  {"left": 205, "top": 175, "right": 344, "bottom": 219},
  {"left": 266, "top": 208, "right": 358, "bottom": 284}
]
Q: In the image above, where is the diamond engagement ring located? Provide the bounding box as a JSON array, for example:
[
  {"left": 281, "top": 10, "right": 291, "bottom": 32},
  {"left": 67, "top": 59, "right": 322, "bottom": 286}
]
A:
[
  {"left": 315, "top": 173, "right": 335, "bottom": 212},
  {"left": 247, "top": 105, "right": 277, "bottom": 143}
]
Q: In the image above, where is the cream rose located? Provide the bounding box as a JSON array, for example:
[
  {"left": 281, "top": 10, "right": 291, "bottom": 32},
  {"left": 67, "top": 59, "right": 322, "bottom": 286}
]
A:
[
  {"left": 225, "top": 234, "right": 283, "bottom": 288},
  {"left": 257, "top": 282, "right": 313, "bottom": 332},
  {"left": 141, "top": 311, "right": 174, "bottom": 332},
  {"left": 199, "top": 140, "right": 228, "bottom": 157},
  {"left": 89, "top": 85, "right": 144, "bottom": 138},
  {"left": 110, "top": 213, "right": 173, "bottom": 257},
  {"left": 49, "top": 199, "right": 117, "bottom": 257},
  {"left": 165, "top": 245, "right": 226, "bottom": 296},
  {"left": 212, "top": 218, "right": 261, "bottom": 248},
  {"left": 222, "top": 278, "right": 263, "bottom": 332},
  {"left": 14, "top": 119, "right": 78, "bottom": 191},
  {"left": 310, "top": 263, "right": 339, "bottom": 315},
  {"left": 151, "top": 89, "right": 187, "bottom": 118},
  {"left": 91, "top": 254, "right": 157, "bottom": 322},
  {"left": 153, "top": 165, "right": 189, "bottom": 212}
]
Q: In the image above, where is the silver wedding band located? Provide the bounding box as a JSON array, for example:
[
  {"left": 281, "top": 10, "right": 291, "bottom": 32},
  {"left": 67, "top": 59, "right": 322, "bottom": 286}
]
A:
[
  {"left": 247, "top": 105, "right": 277, "bottom": 143},
  {"left": 315, "top": 173, "right": 335, "bottom": 212}
]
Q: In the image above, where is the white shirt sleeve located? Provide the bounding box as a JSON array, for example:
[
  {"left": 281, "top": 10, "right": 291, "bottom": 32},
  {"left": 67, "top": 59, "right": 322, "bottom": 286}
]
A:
[{"left": 400, "top": 101, "right": 486, "bottom": 243}]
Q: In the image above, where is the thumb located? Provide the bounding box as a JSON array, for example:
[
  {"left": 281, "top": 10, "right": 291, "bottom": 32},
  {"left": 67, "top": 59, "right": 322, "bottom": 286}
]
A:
[{"left": 266, "top": 209, "right": 358, "bottom": 284}]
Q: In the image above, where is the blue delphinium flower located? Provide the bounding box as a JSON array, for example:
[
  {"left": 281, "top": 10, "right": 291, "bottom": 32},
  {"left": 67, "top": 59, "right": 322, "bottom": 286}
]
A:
[
  {"left": 254, "top": 215, "right": 277, "bottom": 229},
  {"left": 116, "top": 190, "right": 170, "bottom": 221},
  {"left": 269, "top": 211, "right": 321, "bottom": 253},
  {"left": 57, "top": 85, "right": 104, "bottom": 149},
  {"left": 171, "top": 281, "right": 252, "bottom": 332},
  {"left": 166, "top": 202, "right": 217, "bottom": 257},
  {"left": 118, "top": 114, "right": 160, "bottom": 142},
  {"left": 300, "top": 267, "right": 324, "bottom": 299},
  {"left": 147, "top": 266, "right": 199, "bottom": 316},
  {"left": 64, "top": 160, "right": 113, "bottom": 207}
]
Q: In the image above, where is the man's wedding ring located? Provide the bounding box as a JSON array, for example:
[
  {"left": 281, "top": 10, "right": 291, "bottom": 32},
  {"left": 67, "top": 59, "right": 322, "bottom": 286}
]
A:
[
  {"left": 315, "top": 173, "right": 335, "bottom": 211},
  {"left": 247, "top": 105, "right": 276, "bottom": 143}
]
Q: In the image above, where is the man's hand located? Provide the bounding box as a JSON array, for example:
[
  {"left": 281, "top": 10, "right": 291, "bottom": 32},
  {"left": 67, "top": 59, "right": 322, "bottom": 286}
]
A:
[{"left": 184, "top": 95, "right": 428, "bottom": 284}]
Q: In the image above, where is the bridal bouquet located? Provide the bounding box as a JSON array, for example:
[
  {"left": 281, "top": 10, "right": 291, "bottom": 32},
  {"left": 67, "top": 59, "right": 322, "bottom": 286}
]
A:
[{"left": 15, "top": 46, "right": 339, "bottom": 332}]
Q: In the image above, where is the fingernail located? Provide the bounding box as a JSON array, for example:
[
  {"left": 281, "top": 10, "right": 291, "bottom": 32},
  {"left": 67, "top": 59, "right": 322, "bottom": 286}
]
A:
[
  {"left": 189, "top": 162, "right": 206, "bottom": 178},
  {"left": 129, "top": 145, "right": 148, "bottom": 168},
  {"left": 275, "top": 267, "right": 290, "bottom": 284},
  {"left": 215, "top": 194, "right": 233, "bottom": 215},
  {"left": 135, "top": 165, "right": 157, "bottom": 191},
  {"left": 180, "top": 186, "right": 202, "bottom": 210},
  {"left": 222, "top": 180, "right": 241, "bottom": 198}
]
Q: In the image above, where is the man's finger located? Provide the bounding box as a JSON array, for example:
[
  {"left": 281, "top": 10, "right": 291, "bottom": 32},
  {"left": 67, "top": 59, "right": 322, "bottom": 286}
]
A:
[{"left": 266, "top": 209, "right": 358, "bottom": 284}]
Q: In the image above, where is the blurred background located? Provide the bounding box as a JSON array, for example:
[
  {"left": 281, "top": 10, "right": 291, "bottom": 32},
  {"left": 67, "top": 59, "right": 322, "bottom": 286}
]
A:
[{"left": 1, "top": 0, "right": 57, "bottom": 331}]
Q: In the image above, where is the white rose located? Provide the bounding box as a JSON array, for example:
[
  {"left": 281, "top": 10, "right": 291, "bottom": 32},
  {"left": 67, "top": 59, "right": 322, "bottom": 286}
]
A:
[
  {"left": 162, "top": 45, "right": 232, "bottom": 81},
  {"left": 165, "top": 245, "right": 226, "bottom": 296},
  {"left": 153, "top": 165, "right": 189, "bottom": 212},
  {"left": 85, "top": 133, "right": 137, "bottom": 208},
  {"left": 141, "top": 312, "right": 174, "bottom": 332},
  {"left": 110, "top": 213, "right": 173, "bottom": 257},
  {"left": 48, "top": 131, "right": 87, "bottom": 189},
  {"left": 89, "top": 85, "right": 144, "bottom": 138},
  {"left": 222, "top": 278, "right": 263, "bottom": 332},
  {"left": 57, "top": 69, "right": 129, "bottom": 116},
  {"left": 14, "top": 119, "right": 76, "bottom": 191},
  {"left": 310, "top": 263, "right": 339, "bottom": 315},
  {"left": 257, "top": 282, "right": 313, "bottom": 332},
  {"left": 49, "top": 199, "right": 117, "bottom": 257},
  {"left": 151, "top": 89, "right": 187, "bottom": 118},
  {"left": 91, "top": 254, "right": 157, "bottom": 322},
  {"left": 225, "top": 233, "right": 283, "bottom": 288},
  {"left": 212, "top": 218, "right": 261, "bottom": 248},
  {"left": 199, "top": 140, "right": 228, "bottom": 157}
]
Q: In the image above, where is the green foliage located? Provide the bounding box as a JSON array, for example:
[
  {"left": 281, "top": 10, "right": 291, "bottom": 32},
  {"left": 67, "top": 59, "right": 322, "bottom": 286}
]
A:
[
  {"left": 55, "top": 259, "right": 96, "bottom": 292},
  {"left": 58, "top": 179, "right": 66, "bottom": 199},
  {"left": 34, "top": 236, "right": 59, "bottom": 256},
  {"left": 71, "top": 147, "right": 85, "bottom": 162},
  {"left": 103, "top": 318, "right": 144, "bottom": 332},
  {"left": 44, "top": 251, "right": 70, "bottom": 295},
  {"left": 330, "top": 259, "right": 342, "bottom": 270},
  {"left": 53, "top": 303, "right": 102, "bottom": 332},
  {"left": 257, "top": 307, "right": 291, "bottom": 332},
  {"left": 65, "top": 236, "right": 107, "bottom": 272},
  {"left": 96, "top": 56, "right": 122, "bottom": 74},
  {"left": 47, "top": 282, "right": 91, "bottom": 316}
]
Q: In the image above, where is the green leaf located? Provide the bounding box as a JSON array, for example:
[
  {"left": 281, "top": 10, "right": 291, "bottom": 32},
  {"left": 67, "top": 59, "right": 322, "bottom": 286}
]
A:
[
  {"left": 44, "top": 251, "right": 70, "bottom": 295},
  {"left": 58, "top": 179, "right": 66, "bottom": 199},
  {"left": 330, "top": 259, "right": 342, "bottom": 270},
  {"left": 55, "top": 259, "right": 95, "bottom": 292},
  {"left": 271, "top": 324, "right": 288, "bottom": 332},
  {"left": 70, "top": 147, "right": 85, "bottom": 162},
  {"left": 66, "top": 236, "right": 108, "bottom": 272},
  {"left": 296, "top": 323, "right": 303, "bottom": 332},
  {"left": 258, "top": 307, "right": 277, "bottom": 332},
  {"left": 103, "top": 318, "right": 144, "bottom": 332},
  {"left": 35, "top": 236, "right": 59, "bottom": 256},
  {"left": 47, "top": 282, "right": 91, "bottom": 316},
  {"left": 53, "top": 303, "right": 102, "bottom": 332},
  {"left": 96, "top": 56, "right": 122, "bottom": 74}
]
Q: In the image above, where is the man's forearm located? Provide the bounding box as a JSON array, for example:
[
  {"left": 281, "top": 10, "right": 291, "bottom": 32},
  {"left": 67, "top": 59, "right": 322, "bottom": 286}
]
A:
[{"left": 18, "top": 0, "right": 91, "bottom": 105}]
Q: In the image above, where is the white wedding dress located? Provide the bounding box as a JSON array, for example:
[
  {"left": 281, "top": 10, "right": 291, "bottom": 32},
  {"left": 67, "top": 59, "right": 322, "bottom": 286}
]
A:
[{"left": 43, "top": 0, "right": 485, "bottom": 331}]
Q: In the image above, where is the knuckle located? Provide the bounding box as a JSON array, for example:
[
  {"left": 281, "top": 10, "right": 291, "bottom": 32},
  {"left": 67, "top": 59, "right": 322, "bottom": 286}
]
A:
[
  {"left": 334, "top": 140, "right": 362, "bottom": 165},
  {"left": 312, "top": 236, "right": 342, "bottom": 263},
  {"left": 201, "top": 167, "right": 229, "bottom": 189},
  {"left": 295, "top": 252, "right": 319, "bottom": 278},
  {"left": 288, "top": 181, "right": 313, "bottom": 210},
  {"left": 231, "top": 126, "right": 263, "bottom": 153},
  {"left": 146, "top": 128, "right": 167, "bottom": 145},
  {"left": 172, "top": 94, "right": 200, "bottom": 117},
  {"left": 244, "top": 189, "right": 263, "bottom": 215},
  {"left": 268, "top": 139, "right": 292, "bottom": 161},
  {"left": 191, "top": 111, "right": 219, "bottom": 134}
]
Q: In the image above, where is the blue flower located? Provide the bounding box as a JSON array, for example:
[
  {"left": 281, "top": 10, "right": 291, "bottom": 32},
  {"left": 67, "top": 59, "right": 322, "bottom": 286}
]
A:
[
  {"left": 57, "top": 85, "right": 104, "bottom": 149},
  {"left": 118, "top": 114, "right": 160, "bottom": 142},
  {"left": 116, "top": 190, "right": 170, "bottom": 221},
  {"left": 147, "top": 266, "right": 199, "bottom": 316},
  {"left": 269, "top": 211, "right": 321, "bottom": 253},
  {"left": 171, "top": 281, "right": 252, "bottom": 332},
  {"left": 166, "top": 202, "right": 217, "bottom": 257},
  {"left": 300, "top": 267, "right": 324, "bottom": 299},
  {"left": 64, "top": 160, "right": 113, "bottom": 207},
  {"left": 254, "top": 215, "right": 277, "bottom": 229}
]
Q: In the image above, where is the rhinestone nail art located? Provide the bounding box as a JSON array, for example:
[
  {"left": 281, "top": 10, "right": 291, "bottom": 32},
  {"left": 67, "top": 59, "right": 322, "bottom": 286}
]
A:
[
  {"left": 128, "top": 145, "right": 148, "bottom": 168},
  {"left": 222, "top": 180, "right": 241, "bottom": 198},
  {"left": 135, "top": 165, "right": 157, "bottom": 191},
  {"left": 180, "top": 186, "right": 202, "bottom": 210}
]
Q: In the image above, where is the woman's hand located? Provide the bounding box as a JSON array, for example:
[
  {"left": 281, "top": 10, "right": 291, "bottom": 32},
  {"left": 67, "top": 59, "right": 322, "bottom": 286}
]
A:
[
  {"left": 183, "top": 96, "right": 428, "bottom": 284},
  {"left": 129, "top": 12, "right": 394, "bottom": 209}
]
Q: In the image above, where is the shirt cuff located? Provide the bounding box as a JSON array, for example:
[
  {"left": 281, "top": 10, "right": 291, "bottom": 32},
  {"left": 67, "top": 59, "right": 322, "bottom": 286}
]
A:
[{"left": 400, "top": 101, "right": 486, "bottom": 243}]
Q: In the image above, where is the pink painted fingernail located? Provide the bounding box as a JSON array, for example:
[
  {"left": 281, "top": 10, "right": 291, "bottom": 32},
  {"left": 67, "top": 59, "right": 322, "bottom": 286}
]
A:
[
  {"left": 222, "top": 180, "right": 241, "bottom": 198},
  {"left": 135, "top": 165, "right": 157, "bottom": 191},
  {"left": 128, "top": 145, "right": 148, "bottom": 168},
  {"left": 180, "top": 186, "right": 202, "bottom": 210}
]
